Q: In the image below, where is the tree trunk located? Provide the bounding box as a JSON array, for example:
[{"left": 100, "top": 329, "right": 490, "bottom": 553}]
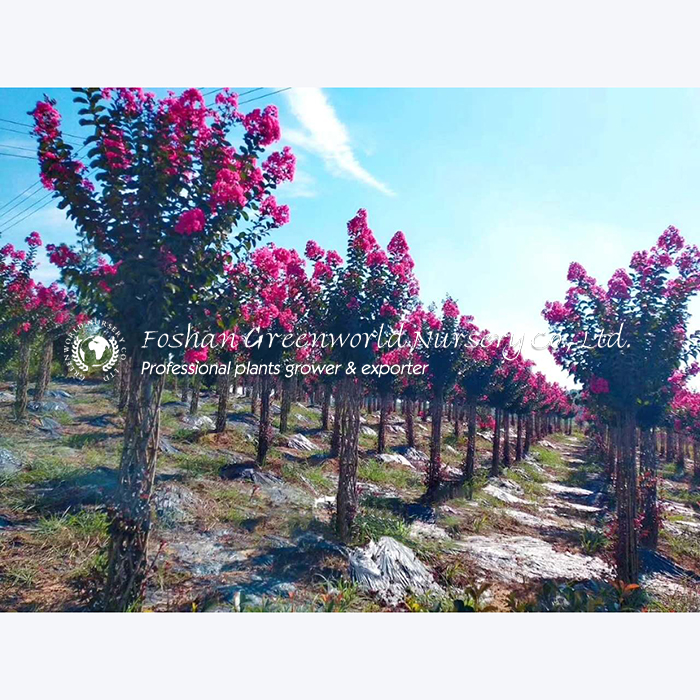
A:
[
  {"left": 454, "top": 403, "right": 461, "bottom": 439},
  {"left": 616, "top": 411, "right": 639, "bottom": 584},
  {"left": 426, "top": 386, "right": 444, "bottom": 494},
  {"left": 524, "top": 413, "right": 532, "bottom": 456},
  {"left": 180, "top": 374, "right": 189, "bottom": 403},
  {"left": 503, "top": 410, "right": 511, "bottom": 468},
  {"left": 330, "top": 384, "right": 341, "bottom": 457},
  {"left": 676, "top": 432, "right": 685, "bottom": 471},
  {"left": 114, "top": 357, "right": 124, "bottom": 399},
  {"left": 321, "top": 384, "right": 332, "bottom": 431},
  {"left": 405, "top": 397, "right": 415, "bottom": 448},
  {"left": 666, "top": 428, "right": 674, "bottom": 463},
  {"left": 515, "top": 414, "right": 523, "bottom": 462},
  {"left": 490, "top": 408, "right": 501, "bottom": 477},
  {"left": 34, "top": 336, "right": 53, "bottom": 402},
  {"left": 251, "top": 377, "right": 259, "bottom": 415},
  {"left": 256, "top": 374, "right": 272, "bottom": 466},
  {"left": 279, "top": 377, "right": 293, "bottom": 434},
  {"left": 14, "top": 335, "right": 31, "bottom": 420},
  {"left": 189, "top": 375, "right": 201, "bottom": 416},
  {"left": 103, "top": 354, "right": 165, "bottom": 611},
  {"left": 335, "top": 376, "right": 361, "bottom": 542},
  {"left": 377, "top": 392, "right": 389, "bottom": 454},
  {"left": 215, "top": 371, "right": 230, "bottom": 434},
  {"left": 639, "top": 427, "right": 659, "bottom": 550},
  {"left": 463, "top": 400, "right": 478, "bottom": 485},
  {"left": 118, "top": 355, "right": 131, "bottom": 411}
]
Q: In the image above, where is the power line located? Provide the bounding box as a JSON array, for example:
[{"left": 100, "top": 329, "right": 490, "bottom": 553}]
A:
[
  {"left": 0, "top": 182, "right": 43, "bottom": 219},
  {"left": 0, "top": 117, "right": 83, "bottom": 142},
  {"left": 0, "top": 191, "right": 54, "bottom": 234},
  {"left": 0, "top": 125, "right": 37, "bottom": 138},
  {"left": 0, "top": 89, "right": 292, "bottom": 231},
  {"left": 0, "top": 151, "right": 35, "bottom": 160},
  {"left": 0, "top": 180, "right": 43, "bottom": 215},
  {"left": 0, "top": 188, "right": 53, "bottom": 228},
  {"left": 240, "top": 87, "right": 290, "bottom": 105},
  {"left": 0, "top": 143, "right": 35, "bottom": 153},
  {"left": 202, "top": 87, "right": 265, "bottom": 99}
]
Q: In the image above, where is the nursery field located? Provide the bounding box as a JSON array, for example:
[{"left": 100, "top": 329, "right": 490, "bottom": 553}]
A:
[
  {"left": 2, "top": 87, "right": 700, "bottom": 612},
  {"left": 1, "top": 379, "right": 699, "bottom": 612}
]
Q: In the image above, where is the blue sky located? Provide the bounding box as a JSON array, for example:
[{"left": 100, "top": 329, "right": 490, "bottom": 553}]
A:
[{"left": 2, "top": 87, "right": 700, "bottom": 385}]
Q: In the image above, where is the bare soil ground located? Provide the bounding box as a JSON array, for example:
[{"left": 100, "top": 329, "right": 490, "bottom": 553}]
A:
[{"left": 1, "top": 379, "right": 699, "bottom": 611}]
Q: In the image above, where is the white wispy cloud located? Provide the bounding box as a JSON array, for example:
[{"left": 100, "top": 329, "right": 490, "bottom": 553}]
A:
[
  {"left": 284, "top": 88, "right": 394, "bottom": 196},
  {"left": 278, "top": 167, "right": 317, "bottom": 199}
]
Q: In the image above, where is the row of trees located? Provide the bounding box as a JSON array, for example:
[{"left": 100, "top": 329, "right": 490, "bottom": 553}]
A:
[
  {"left": 544, "top": 226, "right": 700, "bottom": 584},
  {"left": 0, "top": 233, "right": 85, "bottom": 418},
  {"left": 0, "top": 86, "right": 646, "bottom": 611}
]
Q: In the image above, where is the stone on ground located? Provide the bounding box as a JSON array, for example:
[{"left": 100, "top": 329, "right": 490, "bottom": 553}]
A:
[
  {"left": 457, "top": 534, "right": 611, "bottom": 583},
  {"left": 377, "top": 453, "right": 412, "bottom": 467}
]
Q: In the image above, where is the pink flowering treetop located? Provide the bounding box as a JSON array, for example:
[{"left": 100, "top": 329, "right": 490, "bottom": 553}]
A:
[
  {"left": 227, "top": 244, "right": 311, "bottom": 365},
  {"left": 457, "top": 324, "right": 507, "bottom": 405},
  {"left": 413, "top": 298, "right": 470, "bottom": 396},
  {"left": 485, "top": 345, "right": 534, "bottom": 412},
  {"left": 305, "top": 209, "right": 419, "bottom": 368},
  {"left": 30, "top": 87, "right": 295, "bottom": 355},
  {"left": 0, "top": 233, "right": 84, "bottom": 364},
  {"left": 542, "top": 226, "right": 700, "bottom": 418}
]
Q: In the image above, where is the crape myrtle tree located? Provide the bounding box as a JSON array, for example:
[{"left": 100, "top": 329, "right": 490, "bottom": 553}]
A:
[
  {"left": 31, "top": 87, "right": 295, "bottom": 610},
  {"left": 305, "top": 212, "right": 418, "bottom": 541},
  {"left": 413, "top": 298, "right": 469, "bottom": 495},
  {"left": 457, "top": 326, "right": 506, "bottom": 485},
  {"left": 670, "top": 384, "right": 700, "bottom": 480},
  {"left": 228, "top": 244, "right": 311, "bottom": 465},
  {"left": 397, "top": 346, "right": 428, "bottom": 450},
  {"left": 543, "top": 226, "right": 700, "bottom": 583},
  {"left": 371, "top": 344, "right": 414, "bottom": 454},
  {"left": 0, "top": 234, "right": 84, "bottom": 418},
  {"left": 485, "top": 343, "right": 534, "bottom": 476}
]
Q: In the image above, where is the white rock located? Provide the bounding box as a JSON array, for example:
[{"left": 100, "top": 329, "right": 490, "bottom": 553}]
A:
[
  {"left": 543, "top": 482, "right": 593, "bottom": 497},
  {"left": 410, "top": 520, "right": 450, "bottom": 540},
  {"left": 377, "top": 453, "right": 412, "bottom": 467},
  {"left": 313, "top": 495, "right": 336, "bottom": 509},
  {"left": 504, "top": 508, "right": 559, "bottom": 529},
  {"left": 456, "top": 534, "right": 612, "bottom": 583},
  {"left": 286, "top": 433, "right": 318, "bottom": 451},
  {"left": 361, "top": 426, "right": 377, "bottom": 437},
  {"left": 181, "top": 414, "right": 215, "bottom": 431},
  {"left": 404, "top": 447, "right": 428, "bottom": 463},
  {"left": 483, "top": 484, "right": 533, "bottom": 505}
]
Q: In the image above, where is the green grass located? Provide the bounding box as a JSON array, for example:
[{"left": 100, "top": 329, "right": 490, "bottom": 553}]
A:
[
  {"left": 580, "top": 527, "right": 608, "bottom": 554},
  {"left": 64, "top": 433, "right": 108, "bottom": 449},
  {"left": 358, "top": 459, "right": 421, "bottom": 490},
  {"left": 353, "top": 508, "right": 412, "bottom": 545},
  {"left": 36, "top": 510, "right": 108, "bottom": 540},
  {"left": 660, "top": 485, "right": 700, "bottom": 506},
  {"left": 280, "top": 463, "right": 333, "bottom": 492},
  {"left": 662, "top": 531, "right": 700, "bottom": 566},
  {"left": 171, "top": 452, "right": 227, "bottom": 476},
  {"left": 530, "top": 445, "right": 564, "bottom": 469},
  {"left": 2, "top": 455, "right": 86, "bottom": 487}
]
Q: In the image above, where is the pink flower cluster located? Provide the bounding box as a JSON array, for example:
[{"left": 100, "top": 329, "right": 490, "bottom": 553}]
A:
[
  {"left": 589, "top": 376, "right": 610, "bottom": 394},
  {"left": 260, "top": 195, "right": 290, "bottom": 227},
  {"left": 243, "top": 106, "right": 281, "bottom": 147},
  {"left": 174, "top": 208, "right": 206, "bottom": 235},
  {"left": 263, "top": 147, "right": 296, "bottom": 184},
  {"left": 233, "top": 244, "right": 309, "bottom": 333}
]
